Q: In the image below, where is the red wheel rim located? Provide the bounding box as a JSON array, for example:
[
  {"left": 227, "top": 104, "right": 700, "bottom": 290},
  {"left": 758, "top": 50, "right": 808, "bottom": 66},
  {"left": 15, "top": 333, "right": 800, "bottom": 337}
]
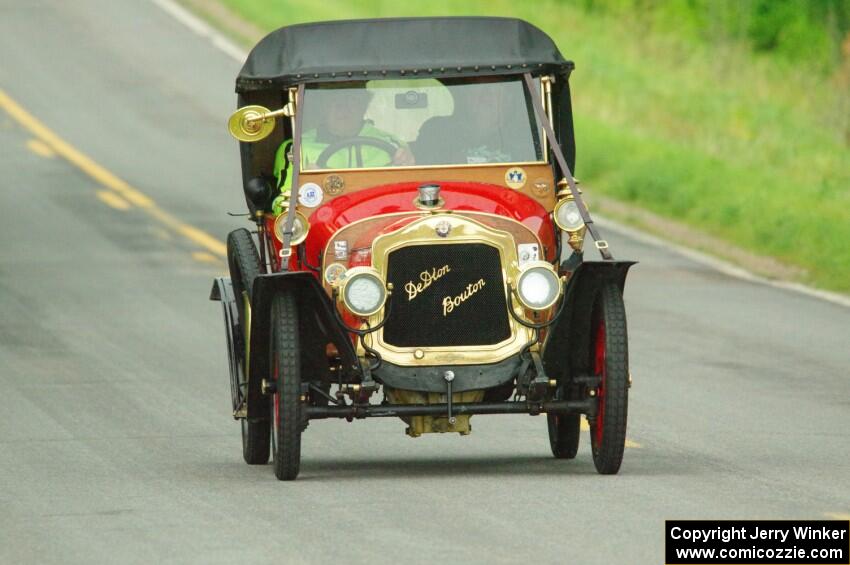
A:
[
  {"left": 273, "top": 359, "right": 281, "bottom": 440},
  {"left": 274, "top": 392, "right": 281, "bottom": 431},
  {"left": 593, "top": 320, "right": 606, "bottom": 446}
]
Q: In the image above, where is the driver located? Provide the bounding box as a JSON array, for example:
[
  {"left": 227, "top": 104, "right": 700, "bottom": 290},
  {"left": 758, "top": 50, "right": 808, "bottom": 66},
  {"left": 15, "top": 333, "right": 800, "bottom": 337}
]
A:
[{"left": 273, "top": 87, "right": 414, "bottom": 197}]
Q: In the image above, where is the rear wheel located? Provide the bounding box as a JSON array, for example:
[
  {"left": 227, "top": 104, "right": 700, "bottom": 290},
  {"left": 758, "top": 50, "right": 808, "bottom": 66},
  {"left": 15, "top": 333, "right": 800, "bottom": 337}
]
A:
[
  {"left": 271, "top": 291, "right": 302, "bottom": 481},
  {"left": 547, "top": 412, "right": 580, "bottom": 459},
  {"left": 588, "top": 283, "right": 629, "bottom": 474},
  {"left": 241, "top": 419, "right": 270, "bottom": 465},
  {"left": 227, "top": 228, "right": 270, "bottom": 465}
]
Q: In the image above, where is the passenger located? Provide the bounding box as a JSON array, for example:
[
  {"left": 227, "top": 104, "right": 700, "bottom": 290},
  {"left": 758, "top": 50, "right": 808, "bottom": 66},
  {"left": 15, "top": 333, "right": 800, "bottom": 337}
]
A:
[{"left": 412, "top": 79, "right": 538, "bottom": 165}]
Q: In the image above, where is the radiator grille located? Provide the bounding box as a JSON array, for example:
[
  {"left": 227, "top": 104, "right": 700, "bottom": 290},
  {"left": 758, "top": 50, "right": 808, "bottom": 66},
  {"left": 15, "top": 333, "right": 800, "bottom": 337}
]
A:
[{"left": 382, "top": 244, "right": 511, "bottom": 347}]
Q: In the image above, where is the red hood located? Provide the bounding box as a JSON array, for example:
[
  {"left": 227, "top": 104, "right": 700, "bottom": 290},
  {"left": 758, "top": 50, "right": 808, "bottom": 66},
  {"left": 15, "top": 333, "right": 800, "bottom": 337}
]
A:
[
  {"left": 297, "top": 181, "right": 557, "bottom": 270},
  {"left": 310, "top": 180, "right": 551, "bottom": 236}
]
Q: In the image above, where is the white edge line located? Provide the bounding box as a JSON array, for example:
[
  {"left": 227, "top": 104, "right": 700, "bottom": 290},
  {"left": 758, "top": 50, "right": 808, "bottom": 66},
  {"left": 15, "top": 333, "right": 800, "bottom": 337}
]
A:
[
  {"left": 150, "top": 0, "right": 850, "bottom": 310},
  {"left": 596, "top": 214, "right": 850, "bottom": 309},
  {"left": 150, "top": 0, "right": 247, "bottom": 62}
]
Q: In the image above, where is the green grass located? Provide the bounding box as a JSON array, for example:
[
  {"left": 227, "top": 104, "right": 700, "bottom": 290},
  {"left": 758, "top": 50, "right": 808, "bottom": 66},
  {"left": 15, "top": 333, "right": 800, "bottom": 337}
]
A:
[{"left": 217, "top": 0, "right": 850, "bottom": 292}]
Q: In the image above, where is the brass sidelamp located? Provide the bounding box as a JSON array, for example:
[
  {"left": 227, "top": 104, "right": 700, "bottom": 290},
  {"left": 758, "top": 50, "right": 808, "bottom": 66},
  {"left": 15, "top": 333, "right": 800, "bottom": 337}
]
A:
[{"left": 553, "top": 177, "right": 588, "bottom": 252}]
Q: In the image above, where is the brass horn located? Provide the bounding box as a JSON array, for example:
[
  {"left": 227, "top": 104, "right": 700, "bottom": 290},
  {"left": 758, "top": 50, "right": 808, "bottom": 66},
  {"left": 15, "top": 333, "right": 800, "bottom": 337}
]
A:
[{"left": 227, "top": 103, "right": 293, "bottom": 142}]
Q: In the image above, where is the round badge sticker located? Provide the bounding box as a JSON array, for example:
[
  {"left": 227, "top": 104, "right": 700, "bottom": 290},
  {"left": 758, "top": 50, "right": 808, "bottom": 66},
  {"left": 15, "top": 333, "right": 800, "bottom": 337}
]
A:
[
  {"left": 505, "top": 167, "right": 527, "bottom": 190},
  {"left": 298, "top": 182, "right": 324, "bottom": 207},
  {"left": 323, "top": 174, "right": 345, "bottom": 195},
  {"left": 532, "top": 178, "right": 550, "bottom": 196}
]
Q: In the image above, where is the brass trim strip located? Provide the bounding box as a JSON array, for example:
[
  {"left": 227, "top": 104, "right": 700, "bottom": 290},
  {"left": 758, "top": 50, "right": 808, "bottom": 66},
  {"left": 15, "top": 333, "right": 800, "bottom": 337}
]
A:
[
  {"left": 540, "top": 76, "right": 549, "bottom": 157},
  {"left": 301, "top": 160, "right": 548, "bottom": 175}
]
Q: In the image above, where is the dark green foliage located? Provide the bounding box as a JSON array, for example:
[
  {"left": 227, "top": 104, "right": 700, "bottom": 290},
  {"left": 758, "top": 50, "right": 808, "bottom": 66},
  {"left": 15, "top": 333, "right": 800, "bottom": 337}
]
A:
[{"left": 571, "top": 0, "right": 850, "bottom": 69}]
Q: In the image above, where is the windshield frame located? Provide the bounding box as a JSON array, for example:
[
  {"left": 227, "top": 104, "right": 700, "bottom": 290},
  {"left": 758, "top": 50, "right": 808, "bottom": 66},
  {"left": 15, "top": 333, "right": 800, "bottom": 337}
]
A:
[{"left": 288, "top": 75, "right": 552, "bottom": 174}]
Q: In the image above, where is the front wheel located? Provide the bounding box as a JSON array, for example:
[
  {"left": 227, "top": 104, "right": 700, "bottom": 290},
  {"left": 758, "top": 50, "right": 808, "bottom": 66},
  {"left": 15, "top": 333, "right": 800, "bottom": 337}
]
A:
[
  {"left": 589, "top": 283, "right": 629, "bottom": 474},
  {"left": 270, "top": 291, "right": 303, "bottom": 481}
]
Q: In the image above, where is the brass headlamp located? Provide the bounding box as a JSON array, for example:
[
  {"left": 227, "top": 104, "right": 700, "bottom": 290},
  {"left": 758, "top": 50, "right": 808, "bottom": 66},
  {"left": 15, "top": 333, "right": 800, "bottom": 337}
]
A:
[{"left": 338, "top": 267, "right": 388, "bottom": 317}]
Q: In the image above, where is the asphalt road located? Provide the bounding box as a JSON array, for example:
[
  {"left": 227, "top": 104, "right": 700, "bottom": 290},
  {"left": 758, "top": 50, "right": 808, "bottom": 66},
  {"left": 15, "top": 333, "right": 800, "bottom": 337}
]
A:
[{"left": 1, "top": 2, "right": 849, "bottom": 564}]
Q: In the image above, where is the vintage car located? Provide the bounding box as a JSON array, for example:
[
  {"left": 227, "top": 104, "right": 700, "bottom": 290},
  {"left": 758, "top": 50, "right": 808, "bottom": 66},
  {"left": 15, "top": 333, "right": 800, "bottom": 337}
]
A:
[{"left": 211, "top": 17, "right": 634, "bottom": 480}]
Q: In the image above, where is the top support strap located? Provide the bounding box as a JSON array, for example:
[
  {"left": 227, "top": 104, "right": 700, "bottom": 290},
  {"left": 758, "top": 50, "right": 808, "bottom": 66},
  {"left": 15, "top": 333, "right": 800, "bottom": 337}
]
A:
[{"left": 522, "top": 73, "right": 612, "bottom": 261}]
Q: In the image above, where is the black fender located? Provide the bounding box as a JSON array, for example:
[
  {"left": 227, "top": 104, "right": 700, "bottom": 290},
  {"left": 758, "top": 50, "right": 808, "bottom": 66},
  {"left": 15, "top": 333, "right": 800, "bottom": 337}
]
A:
[
  {"left": 541, "top": 260, "right": 636, "bottom": 381},
  {"left": 210, "top": 277, "right": 244, "bottom": 416},
  {"left": 245, "top": 271, "right": 357, "bottom": 420}
]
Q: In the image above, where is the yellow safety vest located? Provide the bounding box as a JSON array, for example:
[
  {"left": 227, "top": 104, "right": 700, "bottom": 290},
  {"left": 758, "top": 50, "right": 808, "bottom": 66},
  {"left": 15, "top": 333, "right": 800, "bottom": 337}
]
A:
[{"left": 273, "top": 124, "right": 405, "bottom": 193}]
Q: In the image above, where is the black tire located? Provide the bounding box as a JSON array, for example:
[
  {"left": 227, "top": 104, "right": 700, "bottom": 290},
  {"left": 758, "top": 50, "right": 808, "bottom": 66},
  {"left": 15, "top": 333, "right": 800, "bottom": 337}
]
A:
[
  {"left": 227, "top": 228, "right": 261, "bottom": 326},
  {"left": 271, "top": 291, "right": 302, "bottom": 481},
  {"left": 547, "top": 413, "right": 581, "bottom": 459},
  {"left": 588, "top": 282, "right": 629, "bottom": 475},
  {"left": 227, "top": 228, "right": 270, "bottom": 466},
  {"left": 241, "top": 418, "right": 270, "bottom": 465}
]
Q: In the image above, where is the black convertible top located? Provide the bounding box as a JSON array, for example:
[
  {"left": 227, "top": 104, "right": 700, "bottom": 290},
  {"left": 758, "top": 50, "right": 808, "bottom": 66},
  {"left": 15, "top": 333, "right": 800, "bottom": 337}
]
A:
[{"left": 236, "top": 17, "right": 573, "bottom": 92}]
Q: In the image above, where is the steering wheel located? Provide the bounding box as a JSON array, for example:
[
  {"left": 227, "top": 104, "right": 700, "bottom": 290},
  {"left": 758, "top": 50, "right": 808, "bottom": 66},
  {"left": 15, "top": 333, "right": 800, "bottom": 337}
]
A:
[{"left": 315, "top": 136, "right": 397, "bottom": 169}]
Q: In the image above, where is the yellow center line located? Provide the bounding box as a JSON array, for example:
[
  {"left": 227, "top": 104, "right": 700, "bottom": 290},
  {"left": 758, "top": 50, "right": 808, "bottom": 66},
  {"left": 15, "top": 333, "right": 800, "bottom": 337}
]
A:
[
  {"left": 191, "top": 251, "right": 221, "bottom": 264},
  {"left": 581, "top": 416, "right": 641, "bottom": 448},
  {"left": 151, "top": 227, "right": 173, "bottom": 241},
  {"left": 96, "top": 190, "right": 131, "bottom": 211},
  {"left": 0, "top": 89, "right": 226, "bottom": 258},
  {"left": 26, "top": 138, "right": 55, "bottom": 158}
]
